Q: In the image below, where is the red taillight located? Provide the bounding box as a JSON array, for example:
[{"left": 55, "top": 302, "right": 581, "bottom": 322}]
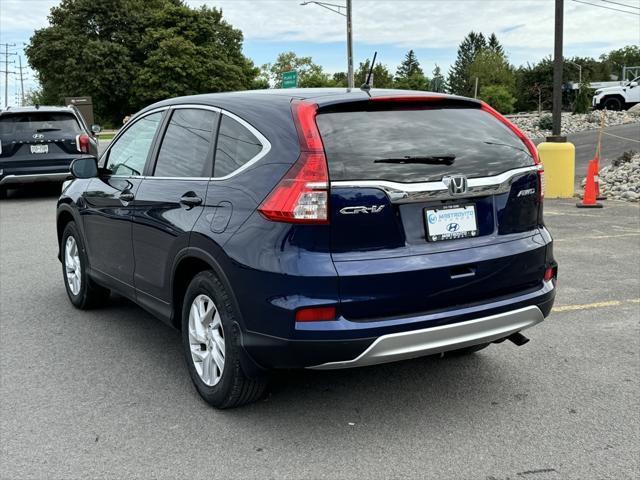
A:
[
  {"left": 480, "top": 102, "right": 544, "bottom": 199},
  {"left": 75, "top": 133, "right": 90, "bottom": 153},
  {"left": 295, "top": 306, "right": 336, "bottom": 322},
  {"left": 258, "top": 100, "right": 329, "bottom": 224},
  {"left": 544, "top": 266, "right": 556, "bottom": 282}
]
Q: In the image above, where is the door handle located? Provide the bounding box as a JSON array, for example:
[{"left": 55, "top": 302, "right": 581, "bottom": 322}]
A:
[
  {"left": 119, "top": 192, "right": 135, "bottom": 203},
  {"left": 180, "top": 193, "right": 202, "bottom": 208}
]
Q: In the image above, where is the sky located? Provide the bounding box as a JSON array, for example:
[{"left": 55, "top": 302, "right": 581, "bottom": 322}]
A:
[{"left": 1, "top": 0, "right": 639, "bottom": 106}]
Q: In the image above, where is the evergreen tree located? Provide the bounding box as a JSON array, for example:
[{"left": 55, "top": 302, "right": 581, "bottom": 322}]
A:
[
  {"left": 447, "top": 31, "right": 486, "bottom": 96},
  {"left": 431, "top": 64, "right": 446, "bottom": 92},
  {"left": 356, "top": 60, "right": 394, "bottom": 88},
  {"left": 395, "top": 50, "right": 424, "bottom": 81},
  {"left": 487, "top": 33, "right": 504, "bottom": 56}
]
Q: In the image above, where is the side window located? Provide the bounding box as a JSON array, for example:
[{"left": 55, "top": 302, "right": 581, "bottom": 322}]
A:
[
  {"left": 106, "top": 112, "right": 162, "bottom": 176},
  {"left": 154, "top": 109, "right": 219, "bottom": 177},
  {"left": 213, "top": 115, "right": 263, "bottom": 178}
]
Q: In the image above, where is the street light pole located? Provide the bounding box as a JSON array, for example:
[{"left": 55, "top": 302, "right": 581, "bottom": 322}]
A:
[{"left": 301, "top": 1, "right": 354, "bottom": 88}]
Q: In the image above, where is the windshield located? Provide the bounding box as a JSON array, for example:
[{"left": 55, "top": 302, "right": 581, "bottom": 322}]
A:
[
  {"left": 316, "top": 106, "right": 534, "bottom": 183},
  {"left": 0, "top": 112, "right": 82, "bottom": 137}
]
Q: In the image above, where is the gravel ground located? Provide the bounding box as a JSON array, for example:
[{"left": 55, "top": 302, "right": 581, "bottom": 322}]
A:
[{"left": 509, "top": 110, "right": 639, "bottom": 139}]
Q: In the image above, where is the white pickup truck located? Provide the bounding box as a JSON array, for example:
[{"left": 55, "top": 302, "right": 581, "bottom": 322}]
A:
[{"left": 592, "top": 76, "right": 640, "bottom": 110}]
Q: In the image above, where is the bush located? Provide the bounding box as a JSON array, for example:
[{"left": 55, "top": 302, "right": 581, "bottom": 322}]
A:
[
  {"left": 479, "top": 85, "right": 516, "bottom": 113},
  {"left": 573, "top": 79, "right": 595, "bottom": 114},
  {"left": 537, "top": 114, "right": 553, "bottom": 130}
]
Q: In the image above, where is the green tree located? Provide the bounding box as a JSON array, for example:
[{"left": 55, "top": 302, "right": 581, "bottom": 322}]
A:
[
  {"left": 395, "top": 50, "right": 428, "bottom": 90},
  {"left": 355, "top": 60, "right": 394, "bottom": 88},
  {"left": 469, "top": 48, "right": 516, "bottom": 94},
  {"left": 487, "top": 33, "right": 504, "bottom": 56},
  {"left": 430, "top": 64, "right": 446, "bottom": 92},
  {"left": 600, "top": 45, "right": 640, "bottom": 80},
  {"left": 573, "top": 77, "right": 595, "bottom": 114},
  {"left": 331, "top": 72, "right": 348, "bottom": 87},
  {"left": 25, "top": 0, "right": 258, "bottom": 124},
  {"left": 447, "top": 31, "right": 486, "bottom": 96},
  {"left": 261, "top": 51, "right": 332, "bottom": 88},
  {"left": 479, "top": 85, "right": 516, "bottom": 113}
]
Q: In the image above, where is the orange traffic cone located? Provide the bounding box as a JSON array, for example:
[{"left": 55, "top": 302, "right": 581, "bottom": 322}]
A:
[{"left": 577, "top": 159, "right": 603, "bottom": 208}]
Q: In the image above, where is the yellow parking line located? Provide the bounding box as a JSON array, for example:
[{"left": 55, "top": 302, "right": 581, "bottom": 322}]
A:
[
  {"left": 553, "top": 299, "right": 640, "bottom": 312},
  {"left": 555, "top": 232, "right": 640, "bottom": 242}
]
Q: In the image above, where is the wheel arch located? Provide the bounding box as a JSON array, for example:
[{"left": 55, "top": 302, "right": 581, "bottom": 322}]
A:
[
  {"left": 602, "top": 94, "right": 626, "bottom": 108},
  {"left": 56, "top": 204, "right": 82, "bottom": 261}
]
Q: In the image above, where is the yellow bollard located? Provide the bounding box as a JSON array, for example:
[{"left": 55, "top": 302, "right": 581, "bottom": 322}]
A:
[{"left": 537, "top": 141, "right": 576, "bottom": 198}]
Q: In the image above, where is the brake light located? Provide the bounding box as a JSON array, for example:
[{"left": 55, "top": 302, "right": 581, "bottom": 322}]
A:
[
  {"left": 295, "top": 306, "right": 336, "bottom": 322},
  {"left": 75, "top": 133, "right": 90, "bottom": 153},
  {"left": 544, "top": 266, "right": 556, "bottom": 282},
  {"left": 480, "top": 102, "right": 544, "bottom": 199},
  {"left": 371, "top": 95, "right": 445, "bottom": 103},
  {"left": 258, "top": 100, "right": 329, "bottom": 224}
]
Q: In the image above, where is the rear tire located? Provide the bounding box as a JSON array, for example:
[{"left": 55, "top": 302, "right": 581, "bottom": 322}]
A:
[
  {"left": 445, "top": 343, "right": 490, "bottom": 356},
  {"left": 603, "top": 97, "right": 623, "bottom": 111},
  {"left": 0, "top": 187, "right": 7, "bottom": 199},
  {"left": 61, "top": 221, "right": 110, "bottom": 309},
  {"left": 181, "top": 271, "right": 267, "bottom": 409}
]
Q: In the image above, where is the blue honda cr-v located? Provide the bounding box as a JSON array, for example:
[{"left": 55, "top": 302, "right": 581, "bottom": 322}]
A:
[{"left": 56, "top": 89, "right": 557, "bottom": 408}]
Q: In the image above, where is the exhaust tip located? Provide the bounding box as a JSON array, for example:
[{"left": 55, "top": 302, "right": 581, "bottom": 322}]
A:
[{"left": 507, "top": 332, "right": 530, "bottom": 346}]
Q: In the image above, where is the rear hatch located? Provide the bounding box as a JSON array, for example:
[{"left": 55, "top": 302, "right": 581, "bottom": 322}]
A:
[
  {"left": 316, "top": 97, "right": 546, "bottom": 320},
  {"left": 0, "top": 111, "right": 84, "bottom": 172}
]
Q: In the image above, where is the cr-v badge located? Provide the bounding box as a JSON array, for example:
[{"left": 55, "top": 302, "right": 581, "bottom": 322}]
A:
[{"left": 340, "top": 205, "right": 386, "bottom": 215}]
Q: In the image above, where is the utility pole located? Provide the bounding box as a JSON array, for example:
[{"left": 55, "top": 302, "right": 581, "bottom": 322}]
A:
[
  {"left": 0, "top": 43, "right": 17, "bottom": 108},
  {"left": 17, "top": 57, "right": 27, "bottom": 106},
  {"left": 300, "top": 1, "right": 354, "bottom": 88},
  {"left": 346, "top": 0, "right": 353, "bottom": 89},
  {"left": 551, "top": 0, "right": 564, "bottom": 138}
]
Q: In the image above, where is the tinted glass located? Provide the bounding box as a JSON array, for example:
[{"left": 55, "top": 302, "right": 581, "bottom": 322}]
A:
[
  {"left": 106, "top": 112, "right": 162, "bottom": 176},
  {"left": 316, "top": 107, "right": 534, "bottom": 183},
  {"left": 154, "top": 109, "right": 218, "bottom": 177},
  {"left": 0, "top": 112, "right": 81, "bottom": 136},
  {"left": 214, "top": 115, "right": 262, "bottom": 177}
]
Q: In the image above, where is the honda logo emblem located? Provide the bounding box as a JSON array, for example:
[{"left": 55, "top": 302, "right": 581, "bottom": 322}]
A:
[{"left": 444, "top": 175, "right": 468, "bottom": 195}]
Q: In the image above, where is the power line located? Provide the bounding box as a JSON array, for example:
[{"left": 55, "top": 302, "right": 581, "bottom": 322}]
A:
[
  {"left": 600, "top": 0, "right": 640, "bottom": 11},
  {"left": 570, "top": 0, "right": 640, "bottom": 14}
]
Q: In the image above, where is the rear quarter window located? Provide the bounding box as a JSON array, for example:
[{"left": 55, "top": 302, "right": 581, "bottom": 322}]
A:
[{"left": 316, "top": 107, "right": 534, "bottom": 183}]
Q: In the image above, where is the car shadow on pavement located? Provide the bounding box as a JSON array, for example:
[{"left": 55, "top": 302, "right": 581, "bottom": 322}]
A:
[{"left": 2, "top": 183, "right": 64, "bottom": 201}]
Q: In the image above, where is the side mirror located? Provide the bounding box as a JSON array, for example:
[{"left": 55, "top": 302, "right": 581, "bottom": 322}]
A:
[
  {"left": 70, "top": 156, "right": 99, "bottom": 179},
  {"left": 629, "top": 81, "right": 638, "bottom": 88},
  {"left": 91, "top": 124, "right": 102, "bottom": 134}
]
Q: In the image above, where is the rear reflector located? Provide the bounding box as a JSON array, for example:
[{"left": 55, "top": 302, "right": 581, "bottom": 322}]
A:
[
  {"left": 295, "top": 306, "right": 337, "bottom": 322},
  {"left": 258, "top": 100, "right": 329, "bottom": 224}
]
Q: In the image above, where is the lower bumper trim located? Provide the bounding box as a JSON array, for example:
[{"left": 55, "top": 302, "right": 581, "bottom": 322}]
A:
[
  {"left": 0, "top": 172, "right": 69, "bottom": 186},
  {"left": 308, "top": 305, "right": 544, "bottom": 370}
]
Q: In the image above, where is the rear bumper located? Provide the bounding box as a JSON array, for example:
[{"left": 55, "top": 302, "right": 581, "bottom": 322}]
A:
[
  {"left": 310, "top": 305, "right": 543, "bottom": 369},
  {"left": 242, "top": 279, "right": 555, "bottom": 369},
  {"left": 0, "top": 172, "right": 69, "bottom": 186}
]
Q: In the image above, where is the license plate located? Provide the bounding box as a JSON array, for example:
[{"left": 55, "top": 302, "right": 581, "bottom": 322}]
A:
[
  {"left": 425, "top": 205, "right": 478, "bottom": 242},
  {"left": 30, "top": 145, "right": 48, "bottom": 154}
]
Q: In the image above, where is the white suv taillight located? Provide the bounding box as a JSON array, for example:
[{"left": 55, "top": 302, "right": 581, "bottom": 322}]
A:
[{"left": 258, "top": 100, "right": 329, "bottom": 224}]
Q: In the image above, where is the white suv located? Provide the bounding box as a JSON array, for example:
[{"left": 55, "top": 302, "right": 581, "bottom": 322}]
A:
[{"left": 593, "top": 76, "right": 640, "bottom": 111}]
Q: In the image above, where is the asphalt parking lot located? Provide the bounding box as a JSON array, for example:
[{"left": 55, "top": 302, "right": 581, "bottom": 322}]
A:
[{"left": 1, "top": 187, "right": 638, "bottom": 479}]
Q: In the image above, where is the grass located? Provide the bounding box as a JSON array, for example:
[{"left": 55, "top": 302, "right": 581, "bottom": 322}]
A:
[{"left": 97, "top": 133, "right": 115, "bottom": 141}]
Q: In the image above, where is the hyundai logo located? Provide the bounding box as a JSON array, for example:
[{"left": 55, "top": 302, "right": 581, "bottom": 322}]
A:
[
  {"left": 32, "top": 133, "right": 44, "bottom": 140},
  {"left": 447, "top": 223, "right": 460, "bottom": 232},
  {"left": 444, "top": 175, "right": 468, "bottom": 195}
]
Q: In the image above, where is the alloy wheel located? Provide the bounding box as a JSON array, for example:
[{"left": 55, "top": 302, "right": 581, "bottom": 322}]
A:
[
  {"left": 188, "top": 294, "right": 225, "bottom": 386},
  {"left": 64, "top": 236, "right": 82, "bottom": 295}
]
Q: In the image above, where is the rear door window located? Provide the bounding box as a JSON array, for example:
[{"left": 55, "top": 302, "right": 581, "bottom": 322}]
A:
[
  {"left": 154, "top": 108, "right": 219, "bottom": 177},
  {"left": 0, "top": 112, "right": 81, "bottom": 136},
  {"left": 316, "top": 106, "right": 534, "bottom": 183},
  {"left": 213, "top": 115, "right": 263, "bottom": 178}
]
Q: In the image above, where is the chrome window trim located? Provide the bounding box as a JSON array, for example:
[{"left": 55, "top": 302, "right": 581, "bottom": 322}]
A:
[
  {"left": 100, "top": 104, "right": 271, "bottom": 181},
  {"left": 330, "top": 165, "right": 541, "bottom": 203}
]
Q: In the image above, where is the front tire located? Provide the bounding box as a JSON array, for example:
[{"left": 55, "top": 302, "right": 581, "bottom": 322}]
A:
[
  {"left": 603, "top": 97, "right": 623, "bottom": 111},
  {"left": 181, "top": 271, "right": 267, "bottom": 409},
  {"left": 61, "top": 221, "right": 110, "bottom": 309}
]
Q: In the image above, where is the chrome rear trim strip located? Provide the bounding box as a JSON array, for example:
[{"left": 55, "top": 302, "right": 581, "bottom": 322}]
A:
[
  {"left": 0, "top": 172, "right": 69, "bottom": 186},
  {"left": 309, "top": 305, "right": 545, "bottom": 370},
  {"left": 330, "top": 165, "right": 540, "bottom": 203}
]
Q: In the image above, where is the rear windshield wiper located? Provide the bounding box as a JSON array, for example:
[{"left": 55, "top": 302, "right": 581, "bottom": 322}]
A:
[
  {"left": 373, "top": 155, "right": 456, "bottom": 165},
  {"left": 35, "top": 127, "right": 61, "bottom": 132}
]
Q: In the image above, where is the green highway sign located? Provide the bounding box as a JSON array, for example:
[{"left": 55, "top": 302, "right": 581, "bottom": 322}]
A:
[{"left": 281, "top": 70, "right": 298, "bottom": 88}]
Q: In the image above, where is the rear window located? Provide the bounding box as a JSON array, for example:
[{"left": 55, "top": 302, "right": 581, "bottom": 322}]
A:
[
  {"left": 316, "top": 107, "right": 534, "bottom": 183},
  {"left": 0, "top": 112, "right": 82, "bottom": 136}
]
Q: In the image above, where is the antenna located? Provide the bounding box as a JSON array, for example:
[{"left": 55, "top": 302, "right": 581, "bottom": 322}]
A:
[{"left": 360, "top": 51, "right": 377, "bottom": 93}]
